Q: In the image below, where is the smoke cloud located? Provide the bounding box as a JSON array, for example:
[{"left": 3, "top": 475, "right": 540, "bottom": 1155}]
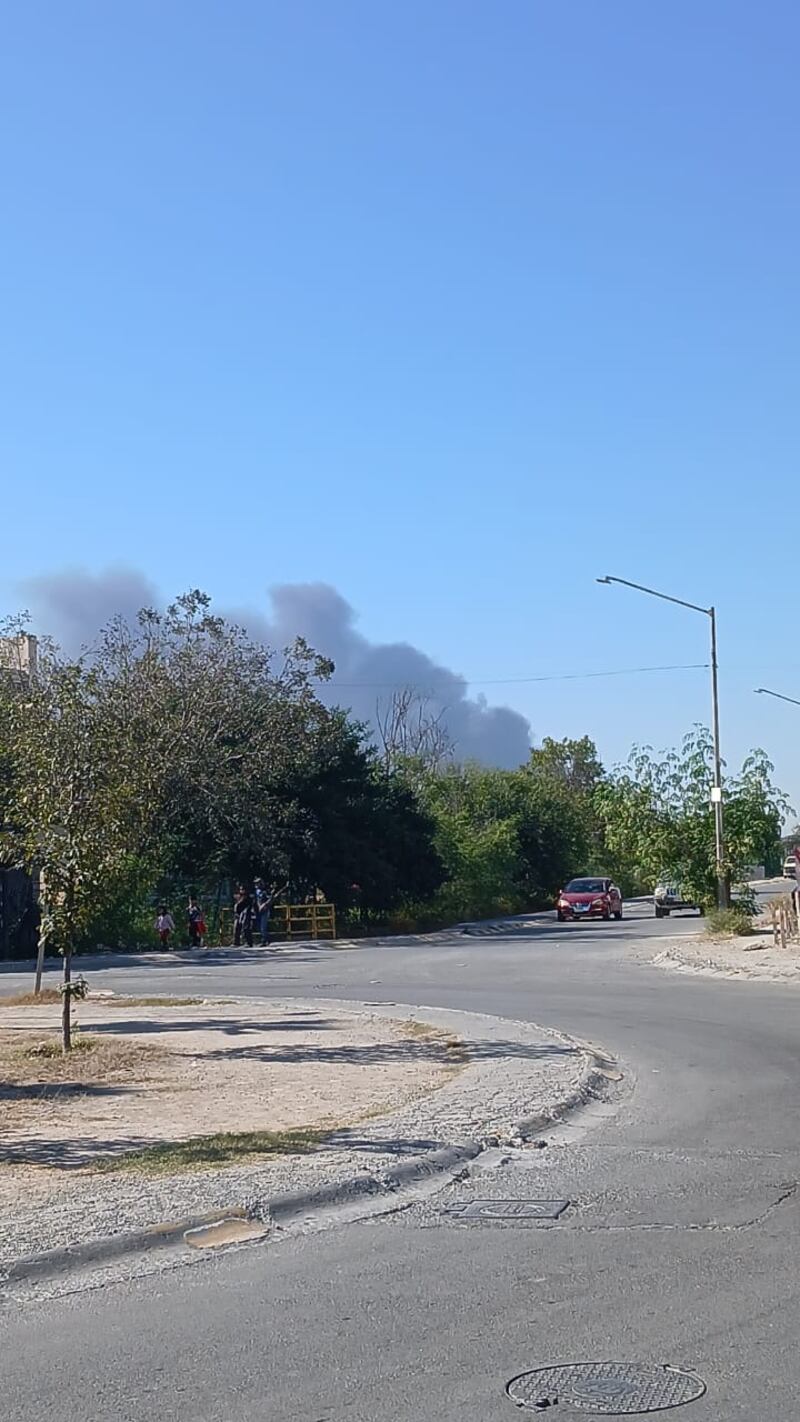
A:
[
  {"left": 21, "top": 567, "right": 159, "bottom": 651},
  {"left": 18, "top": 569, "right": 532, "bottom": 769}
]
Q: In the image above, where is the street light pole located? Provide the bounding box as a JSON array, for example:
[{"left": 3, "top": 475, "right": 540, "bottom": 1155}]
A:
[
  {"left": 755, "top": 687, "right": 800, "bottom": 708},
  {"left": 597, "top": 575, "right": 728, "bottom": 909},
  {"left": 709, "top": 607, "right": 725, "bottom": 908}
]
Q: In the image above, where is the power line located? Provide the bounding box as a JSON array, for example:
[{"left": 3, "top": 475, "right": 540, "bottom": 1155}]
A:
[{"left": 328, "top": 661, "right": 709, "bottom": 690}]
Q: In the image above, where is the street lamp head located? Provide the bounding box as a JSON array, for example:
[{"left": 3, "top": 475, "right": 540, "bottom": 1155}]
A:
[
  {"left": 753, "top": 686, "right": 800, "bottom": 706},
  {"left": 596, "top": 576, "right": 612, "bottom": 585}
]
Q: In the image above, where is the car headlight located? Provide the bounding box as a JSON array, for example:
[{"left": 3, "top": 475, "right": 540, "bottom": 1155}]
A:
[{"left": 592, "top": 897, "right": 607, "bottom": 907}]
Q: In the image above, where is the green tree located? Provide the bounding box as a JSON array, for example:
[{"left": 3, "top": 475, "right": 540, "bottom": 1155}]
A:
[
  {"left": 90, "top": 593, "right": 442, "bottom": 923},
  {"left": 528, "top": 735, "right": 605, "bottom": 797},
  {"left": 595, "top": 727, "right": 791, "bottom": 907},
  {"left": 526, "top": 735, "right": 606, "bottom": 880},
  {"left": 0, "top": 643, "right": 144, "bottom": 1047},
  {"left": 264, "top": 711, "right": 445, "bottom": 913},
  {"left": 417, "top": 765, "right": 524, "bottom": 920},
  {"left": 416, "top": 761, "right": 590, "bottom": 921}
]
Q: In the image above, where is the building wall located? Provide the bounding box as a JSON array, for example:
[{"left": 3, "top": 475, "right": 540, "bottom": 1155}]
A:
[{"left": 0, "top": 633, "right": 38, "bottom": 683}]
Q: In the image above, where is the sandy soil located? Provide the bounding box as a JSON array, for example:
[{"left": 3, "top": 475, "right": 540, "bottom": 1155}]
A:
[{"left": 0, "top": 998, "right": 461, "bottom": 1182}]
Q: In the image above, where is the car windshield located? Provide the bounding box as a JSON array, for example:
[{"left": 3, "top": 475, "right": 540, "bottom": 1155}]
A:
[{"left": 566, "top": 878, "right": 607, "bottom": 893}]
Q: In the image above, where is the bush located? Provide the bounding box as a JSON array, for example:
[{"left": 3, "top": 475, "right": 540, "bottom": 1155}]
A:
[{"left": 705, "top": 906, "right": 754, "bottom": 938}]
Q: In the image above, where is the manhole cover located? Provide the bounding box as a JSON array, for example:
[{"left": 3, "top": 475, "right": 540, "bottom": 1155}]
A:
[
  {"left": 443, "top": 1199, "right": 569, "bottom": 1221},
  {"left": 506, "top": 1362, "right": 706, "bottom": 1414}
]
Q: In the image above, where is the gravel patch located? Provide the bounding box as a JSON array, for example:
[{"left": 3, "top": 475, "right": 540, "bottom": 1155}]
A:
[
  {"left": 0, "top": 999, "right": 594, "bottom": 1277},
  {"left": 651, "top": 933, "right": 800, "bottom": 984}
]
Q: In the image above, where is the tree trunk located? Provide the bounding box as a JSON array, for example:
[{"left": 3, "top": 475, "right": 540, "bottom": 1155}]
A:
[{"left": 61, "top": 949, "right": 72, "bottom": 1053}]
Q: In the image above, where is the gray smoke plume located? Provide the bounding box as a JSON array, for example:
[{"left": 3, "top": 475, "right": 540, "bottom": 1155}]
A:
[
  {"left": 21, "top": 567, "right": 159, "bottom": 651},
  {"left": 18, "top": 569, "right": 532, "bottom": 769},
  {"left": 244, "top": 582, "right": 532, "bottom": 769}
]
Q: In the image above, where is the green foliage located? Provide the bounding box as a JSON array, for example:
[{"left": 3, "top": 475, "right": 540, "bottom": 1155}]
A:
[
  {"left": 416, "top": 765, "right": 522, "bottom": 920},
  {"left": 0, "top": 594, "right": 444, "bottom": 971},
  {"left": 2, "top": 597, "right": 791, "bottom": 949},
  {"left": 415, "top": 759, "right": 592, "bottom": 920},
  {"left": 0, "top": 631, "right": 153, "bottom": 1037},
  {"left": 525, "top": 735, "right": 605, "bottom": 884},
  {"left": 595, "top": 727, "right": 790, "bottom": 908},
  {"left": 528, "top": 735, "right": 605, "bottom": 797}
]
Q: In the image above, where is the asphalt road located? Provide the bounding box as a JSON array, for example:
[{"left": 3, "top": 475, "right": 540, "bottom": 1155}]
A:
[{"left": 3, "top": 883, "right": 800, "bottom": 1422}]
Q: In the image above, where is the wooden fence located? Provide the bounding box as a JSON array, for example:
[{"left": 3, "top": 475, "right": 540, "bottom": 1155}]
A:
[
  {"left": 217, "top": 902, "right": 336, "bottom": 945},
  {"left": 769, "top": 892, "right": 800, "bottom": 949}
]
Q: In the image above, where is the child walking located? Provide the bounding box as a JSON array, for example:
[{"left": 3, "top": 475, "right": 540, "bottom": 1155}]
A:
[{"left": 155, "top": 906, "right": 175, "bottom": 948}]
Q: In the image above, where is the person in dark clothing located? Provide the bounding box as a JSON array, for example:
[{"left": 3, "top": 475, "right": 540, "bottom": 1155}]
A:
[
  {"left": 254, "top": 879, "right": 271, "bottom": 946},
  {"left": 233, "top": 885, "right": 253, "bottom": 947},
  {"left": 187, "top": 897, "right": 202, "bottom": 948},
  {"left": 254, "top": 879, "right": 286, "bottom": 947}
]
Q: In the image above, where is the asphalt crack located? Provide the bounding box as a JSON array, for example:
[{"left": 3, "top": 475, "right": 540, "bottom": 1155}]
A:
[{"left": 548, "top": 1182, "right": 799, "bottom": 1234}]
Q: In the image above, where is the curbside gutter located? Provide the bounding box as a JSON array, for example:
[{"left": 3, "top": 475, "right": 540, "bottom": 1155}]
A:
[{"left": 3, "top": 1044, "right": 620, "bottom": 1290}]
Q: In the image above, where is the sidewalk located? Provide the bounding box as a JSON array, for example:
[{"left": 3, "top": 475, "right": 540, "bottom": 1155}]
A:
[{"left": 0, "top": 996, "right": 601, "bottom": 1288}]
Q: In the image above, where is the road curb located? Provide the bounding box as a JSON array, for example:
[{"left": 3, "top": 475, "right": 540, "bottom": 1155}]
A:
[
  {"left": 516, "top": 1056, "right": 620, "bottom": 1139},
  {"left": 2, "top": 1145, "right": 482, "bottom": 1288},
  {"left": 1, "top": 1205, "right": 252, "bottom": 1285}
]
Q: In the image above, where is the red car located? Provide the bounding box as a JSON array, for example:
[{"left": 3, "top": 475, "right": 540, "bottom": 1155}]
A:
[{"left": 556, "top": 877, "right": 623, "bottom": 922}]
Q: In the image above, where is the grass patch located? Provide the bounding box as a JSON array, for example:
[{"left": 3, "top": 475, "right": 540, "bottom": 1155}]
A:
[
  {"left": 25, "top": 1034, "right": 100, "bottom": 1059},
  {"left": 102, "top": 995, "right": 209, "bottom": 1008},
  {"left": 0, "top": 989, "right": 62, "bottom": 1007},
  {"left": 0, "top": 991, "right": 218, "bottom": 1009},
  {"left": 0, "top": 1031, "right": 167, "bottom": 1086},
  {"left": 398, "top": 1018, "right": 468, "bottom": 1064},
  {"left": 399, "top": 1018, "right": 440, "bottom": 1040},
  {"left": 94, "top": 1125, "right": 328, "bottom": 1175},
  {"left": 705, "top": 906, "right": 755, "bottom": 938}
]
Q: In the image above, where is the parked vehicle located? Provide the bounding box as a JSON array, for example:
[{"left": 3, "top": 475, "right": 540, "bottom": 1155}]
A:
[
  {"left": 556, "top": 877, "right": 623, "bottom": 922},
  {"left": 654, "top": 881, "right": 702, "bottom": 918},
  {"left": 783, "top": 855, "right": 798, "bottom": 879}
]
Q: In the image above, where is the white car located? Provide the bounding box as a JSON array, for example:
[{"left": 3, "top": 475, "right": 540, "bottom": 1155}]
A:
[
  {"left": 654, "top": 882, "right": 702, "bottom": 918},
  {"left": 784, "top": 856, "right": 798, "bottom": 879}
]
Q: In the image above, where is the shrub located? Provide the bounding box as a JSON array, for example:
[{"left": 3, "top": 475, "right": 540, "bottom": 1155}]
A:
[{"left": 705, "top": 906, "right": 754, "bottom": 938}]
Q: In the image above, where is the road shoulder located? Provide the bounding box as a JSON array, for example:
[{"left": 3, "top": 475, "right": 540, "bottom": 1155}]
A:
[{"left": 649, "top": 930, "right": 800, "bottom": 984}]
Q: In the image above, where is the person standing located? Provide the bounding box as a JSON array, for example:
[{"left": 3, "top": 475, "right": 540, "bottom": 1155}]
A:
[
  {"left": 254, "top": 879, "right": 284, "bottom": 947},
  {"left": 187, "top": 897, "right": 202, "bottom": 948},
  {"left": 155, "top": 906, "right": 175, "bottom": 949},
  {"left": 233, "top": 884, "right": 253, "bottom": 947},
  {"left": 254, "top": 879, "right": 270, "bottom": 946}
]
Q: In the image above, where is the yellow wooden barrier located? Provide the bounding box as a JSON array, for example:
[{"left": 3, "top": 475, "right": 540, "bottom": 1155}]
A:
[
  {"left": 217, "top": 902, "right": 336, "bottom": 944},
  {"left": 271, "top": 903, "right": 336, "bottom": 940}
]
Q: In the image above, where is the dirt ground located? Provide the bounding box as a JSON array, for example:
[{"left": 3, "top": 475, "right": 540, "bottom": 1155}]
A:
[
  {"left": 651, "top": 924, "right": 800, "bottom": 983},
  {"left": 0, "top": 998, "right": 462, "bottom": 1182}
]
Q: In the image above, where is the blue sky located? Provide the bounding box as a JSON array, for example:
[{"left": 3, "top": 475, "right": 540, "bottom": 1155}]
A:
[{"left": 3, "top": 2, "right": 800, "bottom": 806}]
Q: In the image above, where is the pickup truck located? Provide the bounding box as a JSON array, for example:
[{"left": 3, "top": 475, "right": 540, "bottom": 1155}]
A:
[{"left": 654, "top": 882, "right": 702, "bottom": 918}]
